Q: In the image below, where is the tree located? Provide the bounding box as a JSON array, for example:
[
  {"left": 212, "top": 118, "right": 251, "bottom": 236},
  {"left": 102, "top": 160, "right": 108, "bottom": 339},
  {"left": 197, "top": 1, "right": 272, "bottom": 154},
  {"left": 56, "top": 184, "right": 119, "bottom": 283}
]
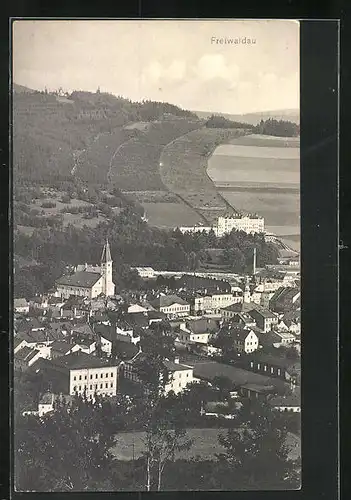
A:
[
  {"left": 14, "top": 394, "right": 119, "bottom": 491},
  {"left": 132, "top": 334, "right": 193, "bottom": 491},
  {"left": 216, "top": 398, "right": 301, "bottom": 489}
]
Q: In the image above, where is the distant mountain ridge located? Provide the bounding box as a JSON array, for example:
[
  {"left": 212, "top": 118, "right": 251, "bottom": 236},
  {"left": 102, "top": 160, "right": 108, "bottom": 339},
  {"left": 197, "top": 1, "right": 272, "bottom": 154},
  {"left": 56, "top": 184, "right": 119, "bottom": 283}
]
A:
[
  {"left": 194, "top": 109, "right": 300, "bottom": 126},
  {"left": 13, "top": 83, "right": 36, "bottom": 94}
]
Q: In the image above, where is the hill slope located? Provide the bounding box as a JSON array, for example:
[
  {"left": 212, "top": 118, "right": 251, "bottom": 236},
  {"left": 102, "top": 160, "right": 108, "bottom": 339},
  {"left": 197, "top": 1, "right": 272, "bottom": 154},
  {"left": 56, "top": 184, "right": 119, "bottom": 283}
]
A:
[{"left": 195, "top": 109, "right": 300, "bottom": 126}]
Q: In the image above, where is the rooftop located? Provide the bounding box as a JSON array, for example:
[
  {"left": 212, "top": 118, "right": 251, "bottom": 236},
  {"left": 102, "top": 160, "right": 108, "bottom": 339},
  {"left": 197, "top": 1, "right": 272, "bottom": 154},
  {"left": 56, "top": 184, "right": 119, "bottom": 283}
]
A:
[
  {"left": 164, "top": 360, "right": 192, "bottom": 372},
  {"left": 56, "top": 271, "right": 101, "bottom": 288},
  {"left": 191, "top": 361, "right": 288, "bottom": 392},
  {"left": 54, "top": 351, "right": 118, "bottom": 370},
  {"left": 151, "top": 295, "right": 189, "bottom": 309},
  {"left": 14, "top": 298, "right": 28, "bottom": 308}
]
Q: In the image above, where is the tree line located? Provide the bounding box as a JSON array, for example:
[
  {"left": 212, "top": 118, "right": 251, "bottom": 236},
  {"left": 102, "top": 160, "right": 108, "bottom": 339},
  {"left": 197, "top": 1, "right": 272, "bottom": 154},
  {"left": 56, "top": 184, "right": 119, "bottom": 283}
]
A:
[
  {"left": 14, "top": 208, "right": 278, "bottom": 298},
  {"left": 254, "top": 118, "right": 299, "bottom": 137}
]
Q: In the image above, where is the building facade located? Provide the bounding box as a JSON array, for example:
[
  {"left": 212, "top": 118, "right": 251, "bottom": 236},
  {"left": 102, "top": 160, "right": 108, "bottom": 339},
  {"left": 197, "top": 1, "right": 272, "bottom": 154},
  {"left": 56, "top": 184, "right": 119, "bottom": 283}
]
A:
[{"left": 216, "top": 215, "right": 265, "bottom": 237}]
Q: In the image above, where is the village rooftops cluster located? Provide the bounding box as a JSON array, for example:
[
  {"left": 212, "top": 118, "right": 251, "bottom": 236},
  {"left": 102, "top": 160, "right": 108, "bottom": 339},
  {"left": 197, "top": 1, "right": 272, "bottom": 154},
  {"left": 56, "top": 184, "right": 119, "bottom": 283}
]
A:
[{"left": 14, "top": 238, "right": 300, "bottom": 418}]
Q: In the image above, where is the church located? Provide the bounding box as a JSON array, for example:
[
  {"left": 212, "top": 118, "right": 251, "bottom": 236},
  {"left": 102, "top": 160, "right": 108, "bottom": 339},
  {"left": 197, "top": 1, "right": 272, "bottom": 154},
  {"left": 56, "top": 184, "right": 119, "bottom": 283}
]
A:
[{"left": 55, "top": 240, "right": 115, "bottom": 299}]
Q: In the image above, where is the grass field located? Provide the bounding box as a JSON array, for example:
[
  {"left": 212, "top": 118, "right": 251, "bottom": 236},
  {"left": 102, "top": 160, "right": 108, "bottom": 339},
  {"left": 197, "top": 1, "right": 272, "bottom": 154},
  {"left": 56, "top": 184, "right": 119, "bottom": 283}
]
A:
[
  {"left": 207, "top": 134, "right": 300, "bottom": 234},
  {"left": 111, "top": 428, "right": 300, "bottom": 462},
  {"left": 143, "top": 202, "right": 204, "bottom": 228}
]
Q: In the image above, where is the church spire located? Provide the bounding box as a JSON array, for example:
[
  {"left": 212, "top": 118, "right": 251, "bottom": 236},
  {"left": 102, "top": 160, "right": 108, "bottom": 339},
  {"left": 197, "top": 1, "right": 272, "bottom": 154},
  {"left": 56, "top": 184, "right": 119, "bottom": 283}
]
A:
[{"left": 101, "top": 239, "right": 112, "bottom": 263}]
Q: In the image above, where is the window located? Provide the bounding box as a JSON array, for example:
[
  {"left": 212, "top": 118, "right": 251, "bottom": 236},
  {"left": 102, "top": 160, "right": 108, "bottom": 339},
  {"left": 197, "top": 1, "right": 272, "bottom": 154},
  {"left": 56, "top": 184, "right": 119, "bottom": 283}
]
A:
[
  {"left": 90, "top": 374, "right": 92, "bottom": 379},
  {"left": 271, "top": 367, "right": 274, "bottom": 374},
  {"left": 111, "top": 372, "right": 113, "bottom": 377},
  {"left": 95, "top": 374, "right": 98, "bottom": 379},
  {"left": 90, "top": 385, "right": 92, "bottom": 390},
  {"left": 277, "top": 369, "right": 281, "bottom": 376},
  {"left": 79, "top": 385, "right": 81, "bottom": 391},
  {"left": 105, "top": 383, "right": 108, "bottom": 388},
  {"left": 89, "top": 394, "right": 92, "bottom": 400},
  {"left": 106, "top": 373, "right": 108, "bottom": 377},
  {"left": 110, "top": 382, "right": 113, "bottom": 387},
  {"left": 257, "top": 363, "right": 261, "bottom": 370},
  {"left": 79, "top": 375, "right": 82, "bottom": 381},
  {"left": 264, "top": 366, "right": 267, "bottom": 372},
  {"left": 95, "top": 384, "right": 97, "bottom": 389},
  {"left": 84, "top": 375, "right": 87, "bottom": 380},
  {"left": 100, "top": 384, "right": 103, "bottom": 389},
  {"left": 179, "top": 383, "right": 181, "bottom": 387},
  {"left": 73, "top": 386, "right": 77, "bottom": 391}
]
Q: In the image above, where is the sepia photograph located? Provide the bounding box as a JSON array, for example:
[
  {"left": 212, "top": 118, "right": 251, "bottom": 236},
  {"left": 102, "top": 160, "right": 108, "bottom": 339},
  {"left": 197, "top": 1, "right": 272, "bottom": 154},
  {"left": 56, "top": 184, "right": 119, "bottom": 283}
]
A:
[{"left": 12, "top": 19, "right": 301, "bottom": 491}]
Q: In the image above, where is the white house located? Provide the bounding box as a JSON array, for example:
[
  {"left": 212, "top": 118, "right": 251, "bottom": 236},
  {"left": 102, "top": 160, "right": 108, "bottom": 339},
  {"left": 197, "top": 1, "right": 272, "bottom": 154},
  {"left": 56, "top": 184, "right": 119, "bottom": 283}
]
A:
[
  {"left": 128, "top": 303, "right": 148, "bottom": 314},
  {"left": 14, "top": 298, "right": 30, "bottom": 314},
  {"left": 231, "top": 328, "right": 259, "bottom": 354},
  {"left": 177, "top": 317, "right": 218, "bottom": 345},
  {"left": 164, "top": 359, "right": 194, "bottom": 395},
  {"left": 150, "top": 295, "right": 190, "bottom": 318},
  {"left": 38, "top": 392, "right": 55, "bottom": 417}
]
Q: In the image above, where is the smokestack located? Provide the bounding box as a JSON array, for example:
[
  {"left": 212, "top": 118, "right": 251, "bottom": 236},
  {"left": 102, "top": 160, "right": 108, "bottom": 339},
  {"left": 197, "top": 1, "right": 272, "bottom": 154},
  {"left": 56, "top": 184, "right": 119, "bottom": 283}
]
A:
[{"left": 253, "top": 247, "right": 256, "bottom": 276}]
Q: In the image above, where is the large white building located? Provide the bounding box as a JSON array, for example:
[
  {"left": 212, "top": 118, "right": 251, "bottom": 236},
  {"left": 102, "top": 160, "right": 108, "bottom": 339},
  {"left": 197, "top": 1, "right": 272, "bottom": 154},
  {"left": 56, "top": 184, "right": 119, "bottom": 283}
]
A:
[
  {"left": 178, "top": 214, "right": 264, "bottom": 238},
  {"left": 47, "top": 351, "right": 118, "bottom": 400},
  {"left": 55, "top": 240, "right": 115, "bottom": 299},
  {"left": 216, "top": 214, "right": 264, "bottom": 237}
]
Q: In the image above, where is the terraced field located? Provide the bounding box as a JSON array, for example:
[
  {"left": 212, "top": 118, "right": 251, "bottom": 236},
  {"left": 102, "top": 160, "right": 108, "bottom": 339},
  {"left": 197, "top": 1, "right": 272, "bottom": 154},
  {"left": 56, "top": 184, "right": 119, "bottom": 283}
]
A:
[
  {"left": 159, "top": 128, "right": 249, "bottom": 224},
  {"left": 75, "top": 127, "right": 127, "bottom": 184},
  {"left": 108, "top": 120, "right": 202, "bottom": 191},
  {"left": 207, "top": 133, "right": 300, "bottom": 237}
]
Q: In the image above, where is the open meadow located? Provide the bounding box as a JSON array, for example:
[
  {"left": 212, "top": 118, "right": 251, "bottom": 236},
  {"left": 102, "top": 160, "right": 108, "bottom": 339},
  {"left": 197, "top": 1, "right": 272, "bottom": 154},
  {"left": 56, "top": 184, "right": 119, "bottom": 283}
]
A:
[{"left": 111, "top": 428, "right": 300, "bottom": 462}]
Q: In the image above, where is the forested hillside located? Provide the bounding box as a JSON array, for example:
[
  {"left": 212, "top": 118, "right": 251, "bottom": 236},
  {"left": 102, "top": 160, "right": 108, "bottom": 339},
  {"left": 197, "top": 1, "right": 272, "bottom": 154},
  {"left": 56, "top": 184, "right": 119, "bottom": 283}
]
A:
[{"left": 12, "top": 88, "right": 201, "bottom": 185}]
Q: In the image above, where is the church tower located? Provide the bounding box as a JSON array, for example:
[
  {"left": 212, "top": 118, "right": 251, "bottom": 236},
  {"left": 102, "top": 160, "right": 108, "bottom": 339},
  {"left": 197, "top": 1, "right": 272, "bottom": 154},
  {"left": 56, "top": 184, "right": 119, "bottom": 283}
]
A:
[
  {"left": 101, "top": 239, "right": 115, "bottom": 297},
  {"left": 243, "top": 276, "right": 251, "bottom": 304}
]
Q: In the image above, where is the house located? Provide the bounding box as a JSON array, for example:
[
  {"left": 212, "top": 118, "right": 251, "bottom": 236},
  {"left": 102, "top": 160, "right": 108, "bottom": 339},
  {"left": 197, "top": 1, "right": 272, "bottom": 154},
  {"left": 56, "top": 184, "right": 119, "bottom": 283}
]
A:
[
  {"left": 239, "top": 383, "right": 276, "bottom": 401},
  {"left": 122, "top": 354, "right": 193, "bottom": 395},
  {"left": 15, "top": 346, "right": 46, "bottom": 371},
  {"left": 246, "top": 353, "right": 301, "bottom": 385},
  {"left": 128, "top": 303, "right": 148, "bottom": 314},
  {"left": 268, "top": 388, "right": 301, "bottom": 412},
  {"left": 33, "top": 351, "right": 119, "bottom": 401},
  {"left": 231, "top": 328, "right": 259, "bottom": 354},
  {"left": 150, "top": 295, "right": 190, "bottom": 318},
  {"left": 257, "top": 330, "right": 284, "bottom": 350},
  {"left": 50, "top": 340, "right": 74, "bottom": 359},
  {"left": 71, "top": 323, "right": 95, "bottom": 343},
  {"left": 164, "top": 359, "right": 194, "bottom": 395},
  {"left": 14, "top": 298, "right": 30, "bottom": 314},
  {"left": 17, "top": 317, "right": 45, "bottom": 335},
  {"left": 55, "top": 240, "right": 115, "bottom": 299},
  {"left": 29, "top": 295, "right": 49, "bottom": 310},
  {"left": 94, "top": 324, "right": 115, "bottom": 356},
  {"left": 278, "top": 310, "right": 301, "bottom": 335},
  {"left": 271, "top": 329, "right": 296, "bottom": 346},
  {"left": 227, "top": 312, "right": 257, "bottom": 329},
  {"left": 269, "top": 287, "right": 301, "bottom": 313},
  {"left": 210, "top": 292, "right": 241, "bottom": 312},
  {"left": 147, "top": 310, "right": 167, "bottom": 325},
  {"left": 115, "top": 323, "right": 140, "bottom": 345},
  {"left": 38, "top": 392, "right": 55, "bottom": 417},
  {"left": 124, "top": 312, "right": 149, "bottom": 330},
  {"left": 248, "top": 307, "right": 278, "bottom": 332},
  {"left": 177, "top": 317, "right": 219, "bottom": 345}
]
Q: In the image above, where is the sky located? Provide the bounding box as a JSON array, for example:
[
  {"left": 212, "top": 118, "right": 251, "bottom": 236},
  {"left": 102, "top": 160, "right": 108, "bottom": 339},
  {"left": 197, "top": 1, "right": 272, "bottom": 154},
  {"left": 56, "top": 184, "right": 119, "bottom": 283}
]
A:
[{"left": 12, "top": 20, "right": 299, "bottom": 115}]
